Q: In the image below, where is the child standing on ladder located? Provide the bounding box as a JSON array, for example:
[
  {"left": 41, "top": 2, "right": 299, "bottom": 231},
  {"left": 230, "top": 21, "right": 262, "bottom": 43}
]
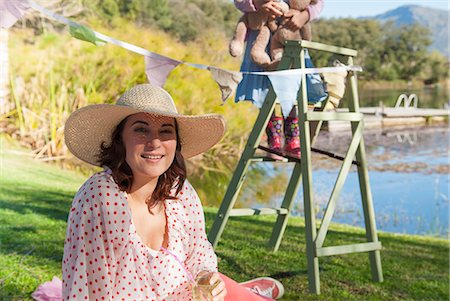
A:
[{"left": 232, "top": 0, "right": 325, "bottom": 158}]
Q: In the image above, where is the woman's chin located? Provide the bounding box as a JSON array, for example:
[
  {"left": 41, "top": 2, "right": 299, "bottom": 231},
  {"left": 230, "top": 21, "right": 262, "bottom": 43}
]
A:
[{"left": 135, "top": 167, "right": 168, "bottom": 181}]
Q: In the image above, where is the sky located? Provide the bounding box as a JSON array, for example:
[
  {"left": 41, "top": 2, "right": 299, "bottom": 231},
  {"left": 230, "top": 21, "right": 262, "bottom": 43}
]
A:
[{"left": 321, "top": 0, "right": 450, "bottom": 19}]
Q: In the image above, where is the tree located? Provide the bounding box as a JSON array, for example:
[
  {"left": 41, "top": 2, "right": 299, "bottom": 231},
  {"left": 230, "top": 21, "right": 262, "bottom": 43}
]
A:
[
  {"left": 423, "top": 51, "right": 450, "bottom": 83},
  {"left": 381, "top": 23, "right": 431, "bottom": 80},
  {"left": 313, "top": 19, "right": 433, "bottom": 81},
  {"left": 313, "top": 19, "right": 384, "bottom": 79}
]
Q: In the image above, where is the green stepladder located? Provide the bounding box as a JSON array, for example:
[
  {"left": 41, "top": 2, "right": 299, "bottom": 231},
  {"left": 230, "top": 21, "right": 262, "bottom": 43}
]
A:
[{"left": 208, "top": 40, "right": 383, "bottom": 294}]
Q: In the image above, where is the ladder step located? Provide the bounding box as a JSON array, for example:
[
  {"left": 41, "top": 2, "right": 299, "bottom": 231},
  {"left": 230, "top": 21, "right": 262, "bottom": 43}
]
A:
[
  {"left": 315, "top": 242, "right": 382, "bottom": 257},
  {"left": 306, "top": 111, "right": 363, "bottom": 122},
  {"left": 257, "top": 145, "right": 301, "bottom": 162},
  {"left": 311, "top": 147, "right": 360, "bottom": 166},
  {"left": 249, "top": 156, "right": 289, "bottom": 163},
  {"left": 230, "top": 207, "right": 289, "bottom": 217},
  {"left": 257, "top": 145, "right": 359, "bottom": 166}
]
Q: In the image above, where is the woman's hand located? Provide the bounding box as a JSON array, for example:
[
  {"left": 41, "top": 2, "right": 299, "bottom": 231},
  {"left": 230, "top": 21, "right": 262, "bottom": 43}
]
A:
[
  {"left": 283, "top": 9, "right": 310, "bottom": 30},
  {"left": 209, "top": 272, "right": 227, "bottom": 301},
  {"left": 194, "top": 271, "right": 226, "bottom": 301},
  {"left": 260, "top": 1, "right": 284, "bottom": 19}
]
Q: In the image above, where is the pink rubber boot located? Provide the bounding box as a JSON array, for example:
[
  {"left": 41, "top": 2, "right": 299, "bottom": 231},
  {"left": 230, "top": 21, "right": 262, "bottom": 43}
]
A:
[
  {"left": 265, "top": 116, "right": 284, "bottom": 160},
  {"left": 284, "top": 117, "right": 301, "bottom": 158}
]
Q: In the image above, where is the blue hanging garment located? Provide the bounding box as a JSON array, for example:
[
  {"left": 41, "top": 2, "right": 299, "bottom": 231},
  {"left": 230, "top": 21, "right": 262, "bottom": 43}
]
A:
[{"left": 304, "top": 50, "right": 328, "bottom": 104}]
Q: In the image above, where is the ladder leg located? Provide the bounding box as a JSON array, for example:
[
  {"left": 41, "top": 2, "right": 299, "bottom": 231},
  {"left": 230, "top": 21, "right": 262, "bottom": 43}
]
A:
[
  {"left": 208, "top": 89, "right": 278, "bottom": 248},
  {"left": 268, "top": 163, "right": 302, "bottom": 252},
  {"left": 354, "top": 133, "right": 384, "bottom": 282},
  {"left": 348, "top": 59, "right": 383, "bottom": 282},
  {"left": 209, "top": 52, "right": 296, "bottom": 248},
  {"left": 301, "top": 120, "right": 320, "bottom": 294},
  {"left": 298, "top": 49, "right": 320, "bottom": 294}
]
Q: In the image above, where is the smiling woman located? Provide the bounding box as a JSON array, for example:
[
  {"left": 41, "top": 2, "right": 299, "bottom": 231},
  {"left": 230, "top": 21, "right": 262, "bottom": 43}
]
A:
[
  {"left": 122, "top": 115, "right": 177, "bottom": 179},
  {"left": 32, "top": 84, "right": 286, "bottom": 301},
  {"left": 98, "top": 113, "right": 183, "bottom": 212},
  {"left": 99, "top": 113, "right": 181, "bottom": 254}
]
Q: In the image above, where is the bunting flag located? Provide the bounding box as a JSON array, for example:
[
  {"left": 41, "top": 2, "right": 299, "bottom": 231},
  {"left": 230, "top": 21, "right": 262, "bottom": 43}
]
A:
[
  {"left": 145, "top": 54, "right": 181, "bottom": 88},
  {"left": 0, "top": 0, "right": 30, "bottom": 29},
  {"left": 267, "top": 74, "right": 301, "bottom": 117},
  {"left": 267, "top": 72, "right": 330, "bottom": 116},
  {"left": 69, "top": 24, "right": 106, "bottom": 46},
  {"left": 268, "top": 72, "right": 331, "bottom": 116},
  {"left": 268, "top": 51, "right": 329, "bottom": 116},
  {"left": 208, "top": 67, "right": 243, "bottom": 102}
]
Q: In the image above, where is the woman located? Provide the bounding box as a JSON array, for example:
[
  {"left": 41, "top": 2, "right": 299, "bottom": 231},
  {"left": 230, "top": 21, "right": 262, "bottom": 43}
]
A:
[{"left": 53, "top": 84, "right": 285, "bottom": 301}]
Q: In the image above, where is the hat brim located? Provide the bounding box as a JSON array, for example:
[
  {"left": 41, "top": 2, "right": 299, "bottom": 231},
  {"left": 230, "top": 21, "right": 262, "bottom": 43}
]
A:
[{"left": 64, "top": 104, "right": 226, "bottom": 166}]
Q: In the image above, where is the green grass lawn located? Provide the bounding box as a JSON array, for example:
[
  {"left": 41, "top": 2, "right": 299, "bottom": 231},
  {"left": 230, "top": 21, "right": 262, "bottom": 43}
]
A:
[{"left": 1, "top": 136, "right": 448, "bottom": 301}]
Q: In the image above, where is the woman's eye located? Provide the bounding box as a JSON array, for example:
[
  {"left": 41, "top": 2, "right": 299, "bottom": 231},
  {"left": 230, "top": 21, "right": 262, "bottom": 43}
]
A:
[
  {"left": 160, "top": 126, "right": 175, "bottom": 135},
  {"left": 134, "top": 127, "right": 148, "bottom": 134}
]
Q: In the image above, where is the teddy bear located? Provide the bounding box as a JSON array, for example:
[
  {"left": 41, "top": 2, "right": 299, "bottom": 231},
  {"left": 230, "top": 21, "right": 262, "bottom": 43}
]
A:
[
  {"left": 229, "top": 0, "right": 289, "bottom": 67},
  {"left": 269, "top": 0, "right": 317, "bottom": 66}
]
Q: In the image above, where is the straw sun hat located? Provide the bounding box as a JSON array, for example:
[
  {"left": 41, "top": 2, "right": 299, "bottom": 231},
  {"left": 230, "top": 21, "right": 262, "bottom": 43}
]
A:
[{"left": 64, "top": 84, "right": 226, "bottom": 166}]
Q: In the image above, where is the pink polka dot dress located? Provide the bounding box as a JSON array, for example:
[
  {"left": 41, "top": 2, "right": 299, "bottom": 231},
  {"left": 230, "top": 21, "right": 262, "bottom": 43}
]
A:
[{"left": 62, "top": 169, "right": 218, "bottom": 300}]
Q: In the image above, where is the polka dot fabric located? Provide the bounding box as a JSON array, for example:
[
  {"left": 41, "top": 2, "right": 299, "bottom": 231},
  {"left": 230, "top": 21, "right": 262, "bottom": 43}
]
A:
[{"left": 62, "top": 169, "right": 217, "bottom": 300}]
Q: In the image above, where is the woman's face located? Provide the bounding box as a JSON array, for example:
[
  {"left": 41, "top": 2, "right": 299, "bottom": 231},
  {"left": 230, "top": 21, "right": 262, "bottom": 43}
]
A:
[{"left": 122, "top": 113, "right": 177, "bottom": 183}]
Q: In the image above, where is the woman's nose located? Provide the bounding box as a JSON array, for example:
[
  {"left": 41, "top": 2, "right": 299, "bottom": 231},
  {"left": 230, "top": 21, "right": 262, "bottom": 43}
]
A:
[{"left": 144, "top": 136, "right": 162, "bottom": 149}]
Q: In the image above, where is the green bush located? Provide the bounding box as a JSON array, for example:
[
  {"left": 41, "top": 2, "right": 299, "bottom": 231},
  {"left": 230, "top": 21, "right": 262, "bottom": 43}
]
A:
[{"left": 101, "top": 0, "right": 120, "bottom": 20}]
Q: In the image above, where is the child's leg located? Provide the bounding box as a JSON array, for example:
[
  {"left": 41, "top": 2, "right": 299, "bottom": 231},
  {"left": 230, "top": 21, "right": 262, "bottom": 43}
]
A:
[{"left": 219, "top": 273, "right": 274, "bottom": 301}]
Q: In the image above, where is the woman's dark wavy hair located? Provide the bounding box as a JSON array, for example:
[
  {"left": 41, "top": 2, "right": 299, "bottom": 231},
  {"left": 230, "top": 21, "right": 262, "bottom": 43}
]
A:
[{"left": 97, "top": 116, "right": 186, "bottom": 212}]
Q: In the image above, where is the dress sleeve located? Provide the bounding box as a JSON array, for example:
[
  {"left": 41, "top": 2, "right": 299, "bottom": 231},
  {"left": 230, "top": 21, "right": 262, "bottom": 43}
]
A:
[
  {"left": 62, "top": 171, "right": 131, "bottom": 300},
  {"left": 307, "top": 0, "right": 324, "bottom": 21},
  {"left": 234, "top": 0, "right": 257, "bottom": 13},
  {"left": 182, "top": 181, "right": 218, "bottom": 278}
]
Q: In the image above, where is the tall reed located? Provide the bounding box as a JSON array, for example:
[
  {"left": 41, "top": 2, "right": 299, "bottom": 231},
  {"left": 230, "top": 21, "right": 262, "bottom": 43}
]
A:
[{"left": 9, "top": 73, "right": 24, "bottom": 136}]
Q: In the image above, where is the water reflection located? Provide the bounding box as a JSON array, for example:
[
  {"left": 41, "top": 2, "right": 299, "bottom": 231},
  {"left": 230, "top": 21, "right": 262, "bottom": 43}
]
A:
[
  {"left": 389, "top": 130, "right": 418, "bottom": 145},
  {"left": 240, "top": 125, "right": 449, "bottom": 237},
  {"left": 341, "top": 86, "right": 449, "bottom": 109}
]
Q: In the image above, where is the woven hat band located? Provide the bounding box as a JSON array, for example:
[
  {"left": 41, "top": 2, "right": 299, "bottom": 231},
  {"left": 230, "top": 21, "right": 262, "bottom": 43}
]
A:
[{"left": 116, "top": 85, "right": 178, "bottom": 113}]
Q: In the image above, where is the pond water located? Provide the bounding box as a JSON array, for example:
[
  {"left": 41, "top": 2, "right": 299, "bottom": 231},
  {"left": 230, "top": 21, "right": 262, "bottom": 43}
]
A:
[
  {"left": 341, "top": 85, "right": 449, "bottom": 109},
  {"left": 241, "top": 125, "right": 449, "bottom": 237}
]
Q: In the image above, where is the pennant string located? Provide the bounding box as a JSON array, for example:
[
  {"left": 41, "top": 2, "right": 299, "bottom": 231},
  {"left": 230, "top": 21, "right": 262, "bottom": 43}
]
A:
[
  {"left": 242, "top": 65, "right": 363, "bottom": 76},
  {"left": 184, "top": 62, "right": 210, "bottom": 70},
  {"left": 27, "top": 0, "right": 362, "bottom": 79}
]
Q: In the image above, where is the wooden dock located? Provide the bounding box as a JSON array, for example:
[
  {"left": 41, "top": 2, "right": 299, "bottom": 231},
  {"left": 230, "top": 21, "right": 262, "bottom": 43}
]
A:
[{"left": 325, "top": 107, "right": 449, "bottom": 132}]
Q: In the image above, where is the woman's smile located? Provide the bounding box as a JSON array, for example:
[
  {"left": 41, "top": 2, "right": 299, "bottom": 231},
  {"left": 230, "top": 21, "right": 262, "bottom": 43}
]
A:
[{"left": 141, "top": 153, "right": 165, "bottom": 161}]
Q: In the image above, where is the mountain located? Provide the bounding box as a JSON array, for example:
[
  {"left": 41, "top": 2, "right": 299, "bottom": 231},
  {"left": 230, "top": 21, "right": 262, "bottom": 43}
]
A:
[{"left": 369, "top": 5, "right": 448, "bottom": 56}]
